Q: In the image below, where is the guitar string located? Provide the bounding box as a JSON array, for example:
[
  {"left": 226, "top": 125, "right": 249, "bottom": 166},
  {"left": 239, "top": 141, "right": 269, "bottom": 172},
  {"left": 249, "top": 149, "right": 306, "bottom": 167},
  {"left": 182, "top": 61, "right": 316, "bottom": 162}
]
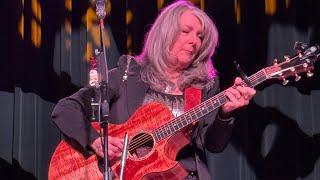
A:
[
  {"left": 129, "top": 70, "right": 266, "bottom": 148},
  {"left": 128, "top": 143, "right": 153, "bottom": 152},
  {"left": 128, "top": 93, "right": 237, "bottom": 150},
  {"left": 130, "top": 93, "right": 230, "bottom": 150},
  {"left": 152, "top": 70, "right": 265, "bottom": 141},
  {"left": 152, "top": 71, "right": 264, "bottom": 141},
  {"left": 130, "top": 70, "right": 266, "bottom": 149},
  {"left": 130, "top": 81, "right": 257, "bottom": 150},
  {"left": 127, "top": 90, "right": 229, "bottom": 150},
  {"left": 127, "top": 55, "right": 313, "bottom": 148},
  {"left": 127, "top": 134, "right": 153, "bottom": 151},
  {"left": 127, "top": 60, "right": 314, "bottom": 148},
  {"left": 152, "top": 90, "right": 225, "bottom": 140},
  {"left": 128, "top": 140, "right": 153, "bottom": 152},
  {"left": 152, "top": 70, "right": 265, "bottom": 140}
]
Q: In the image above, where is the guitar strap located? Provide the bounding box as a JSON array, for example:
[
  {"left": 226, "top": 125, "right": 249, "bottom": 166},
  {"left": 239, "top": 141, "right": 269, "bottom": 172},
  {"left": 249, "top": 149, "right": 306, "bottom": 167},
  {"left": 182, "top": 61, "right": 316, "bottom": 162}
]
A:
[
  {"left": 183, "top": 86, "right": 202, "bottom": 138},
  {"left": 184, "top": 88, "right": 213, "bottom": 180}
]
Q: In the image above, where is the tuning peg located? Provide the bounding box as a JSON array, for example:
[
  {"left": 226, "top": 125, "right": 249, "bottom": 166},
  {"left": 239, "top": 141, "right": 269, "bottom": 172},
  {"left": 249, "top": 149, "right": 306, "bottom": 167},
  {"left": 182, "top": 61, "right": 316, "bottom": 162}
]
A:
[
  {"left": 284, "top": 55, "right": 290, "bottom": 62},
  {"left": 295, "top": 74, "right": 301, "bottom": 81},
  {"left": 293, "top": 42, "right": 308, "bottom": 52},
  {"left": 282, "top": 78, "right": 289, "bottom": 85},
  {"left": 307, "top": 71, "right": 314, "bottom": 77},
  {"left": 273, "top": 59, "right": 278, "bottom": 65}
]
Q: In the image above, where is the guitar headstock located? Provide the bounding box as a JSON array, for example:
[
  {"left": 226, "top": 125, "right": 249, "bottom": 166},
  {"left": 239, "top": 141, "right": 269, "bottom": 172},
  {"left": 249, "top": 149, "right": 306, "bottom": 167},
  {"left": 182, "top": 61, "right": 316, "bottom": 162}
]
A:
[{"left": 265, "top": 42, "right": 320, "bottom": 85}]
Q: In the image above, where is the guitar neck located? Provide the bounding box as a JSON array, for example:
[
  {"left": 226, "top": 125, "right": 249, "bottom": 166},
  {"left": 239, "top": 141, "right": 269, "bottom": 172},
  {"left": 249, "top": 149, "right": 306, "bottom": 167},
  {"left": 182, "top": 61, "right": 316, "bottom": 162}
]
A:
[{"left": 153, "top": 69, "right": 268, "bottom": 142}]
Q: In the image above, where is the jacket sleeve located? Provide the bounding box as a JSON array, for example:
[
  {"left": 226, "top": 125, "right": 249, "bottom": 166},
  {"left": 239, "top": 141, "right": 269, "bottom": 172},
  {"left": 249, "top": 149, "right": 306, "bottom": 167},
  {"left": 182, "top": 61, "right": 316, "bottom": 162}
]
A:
[
  {"left": 51, "top": 86, "right": 101, "bottom": 149},
  {"left": 192, "top": 77, "right": 235, "bottom": 153},
  {"left": 51, "top": 62, "right": 124, "bottom": 149},
  {"left": 51, "top": 55, "right": 130, "bottom": 149}
]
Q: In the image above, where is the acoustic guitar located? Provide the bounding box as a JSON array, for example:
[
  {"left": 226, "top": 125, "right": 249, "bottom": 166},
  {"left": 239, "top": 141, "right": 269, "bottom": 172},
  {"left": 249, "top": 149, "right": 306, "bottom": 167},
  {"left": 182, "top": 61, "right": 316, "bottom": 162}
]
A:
[{"left": 48, "top": 43, "right": 319, "bottom": 180}]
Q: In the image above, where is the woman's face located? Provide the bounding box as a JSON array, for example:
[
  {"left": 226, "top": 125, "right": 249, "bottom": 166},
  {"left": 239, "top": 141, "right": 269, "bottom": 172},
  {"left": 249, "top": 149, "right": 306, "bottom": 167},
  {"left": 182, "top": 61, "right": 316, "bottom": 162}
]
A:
[{"left": 169, "top": 10, "right": 203, "bottom": 70}]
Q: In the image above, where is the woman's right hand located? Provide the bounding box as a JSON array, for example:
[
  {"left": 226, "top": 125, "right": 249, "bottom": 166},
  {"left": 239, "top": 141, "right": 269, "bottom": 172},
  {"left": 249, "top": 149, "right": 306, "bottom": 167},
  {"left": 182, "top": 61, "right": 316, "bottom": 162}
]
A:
[{"left": 90, "top": 136, "right": 124, "bottom": 160}]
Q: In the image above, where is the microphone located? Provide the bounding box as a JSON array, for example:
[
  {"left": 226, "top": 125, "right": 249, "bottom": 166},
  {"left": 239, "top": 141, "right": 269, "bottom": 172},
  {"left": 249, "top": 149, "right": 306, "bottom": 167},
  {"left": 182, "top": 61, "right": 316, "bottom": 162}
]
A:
[{"left": 95, "top": 0, "right": 107, "bottom": 20}]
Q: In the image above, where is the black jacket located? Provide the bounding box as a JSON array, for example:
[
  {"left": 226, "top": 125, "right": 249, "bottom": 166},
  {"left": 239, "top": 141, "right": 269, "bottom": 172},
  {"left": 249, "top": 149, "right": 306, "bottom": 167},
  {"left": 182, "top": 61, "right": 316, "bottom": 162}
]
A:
[{"left": 52, "top": 55, "right": 235, "bottom": 180}]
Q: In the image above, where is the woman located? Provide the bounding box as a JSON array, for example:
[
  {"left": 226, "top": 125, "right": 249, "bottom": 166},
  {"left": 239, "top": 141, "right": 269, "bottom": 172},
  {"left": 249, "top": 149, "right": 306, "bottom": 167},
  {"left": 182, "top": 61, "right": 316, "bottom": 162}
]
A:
[{"left": 52, "top": 0, "right": 256, "bottom": 179}]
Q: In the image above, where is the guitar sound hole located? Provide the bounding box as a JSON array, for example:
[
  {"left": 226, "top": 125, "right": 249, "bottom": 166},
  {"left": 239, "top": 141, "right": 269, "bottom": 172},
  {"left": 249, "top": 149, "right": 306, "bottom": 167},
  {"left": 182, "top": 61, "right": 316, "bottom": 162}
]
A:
[{"left": 128, "top": 133, "right": 154, "bottom": 159}]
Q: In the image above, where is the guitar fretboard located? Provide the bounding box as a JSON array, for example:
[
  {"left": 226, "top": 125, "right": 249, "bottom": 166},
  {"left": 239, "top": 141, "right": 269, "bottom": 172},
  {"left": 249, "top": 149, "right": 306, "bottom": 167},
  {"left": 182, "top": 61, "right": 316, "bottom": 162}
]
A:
[{"left": 152, "top": 69, "right": 268, "bottom": 142}]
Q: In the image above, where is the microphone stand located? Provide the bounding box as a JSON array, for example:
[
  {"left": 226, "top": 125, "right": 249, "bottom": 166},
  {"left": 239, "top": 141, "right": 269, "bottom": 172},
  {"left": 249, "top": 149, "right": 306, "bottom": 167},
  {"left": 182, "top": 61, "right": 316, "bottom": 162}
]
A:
[
  {"left": 95, "top": 1, "right": 110, "bottom": 179},
  {"left": 100, "top": 80, "right": 111, "bottom": 180}
]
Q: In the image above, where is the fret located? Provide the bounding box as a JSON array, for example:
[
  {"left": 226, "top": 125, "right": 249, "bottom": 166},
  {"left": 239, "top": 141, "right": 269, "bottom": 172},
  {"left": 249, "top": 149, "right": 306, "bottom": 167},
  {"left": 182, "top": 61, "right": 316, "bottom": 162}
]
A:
[
  {"left": 159, "top": 131, "right": 164, "bottom": 140},
  {"left": 257, "top": 74, "right": 266, "bottom": 84},
  {"left": 170, "top": 122, "right": 176, "bottom": 132},
  {"left": 153, "top": 69, "right": 270, "bottom": 141},
  {"left": 200, "top": 106, "right": 208, "bottom": 114},
  {"left": 163, "top": 127, "right": 169, "bottom": 137},
  {"left": 182, "top": 116, "right": 189, "bottom": 126},
  {"left": 173, "top": 122, "right": 179, "bottom": 131},
  {"left": 195, "top": 111, "right": 203, "bottom": 118},
  {"left": 186, "top": 112, "right": 192, "bottom": 122},
  {"left": 154, "top": 131, "right": 159, "bottom": 142},
  {"left": 207, "top": 104, "right": 215, "bottom": 111},
  {"left": 166, "top": 125, "right": 172, "bottom": 135},
  {"left": 249, "top": 70, "right": 267, "bottom": 87},
  {"left": 210, "top": 98, "right": 220, "bottom": 109},
  {"left": 250, "top": 73, "right": 259, "bottom": 85},
  {"left": 212, "top": 97, "right": 221, "bottom": 105},
  {"left": 219, "top": 96, "right": 228, "bottom": 104},
  {"left": 186, "top": 111, "right": 196, "bottom": 124},
  {"left": 155, "top": 130, "right": 161, "bottom": 142},
  {"left": 165, "top": 128, "right": 172, "bottom": 137},
  {"left": 177, "top": 119, "right": 184, "bottom": 128},
  {"left": 250, "top": 74, "right": 258, "bottom": 86},
  {"left": 190, "top": 112, "right": 197, "bottom": 121},
  {"left": 170, "top": 126, "right": 175, "bottom": 133}
]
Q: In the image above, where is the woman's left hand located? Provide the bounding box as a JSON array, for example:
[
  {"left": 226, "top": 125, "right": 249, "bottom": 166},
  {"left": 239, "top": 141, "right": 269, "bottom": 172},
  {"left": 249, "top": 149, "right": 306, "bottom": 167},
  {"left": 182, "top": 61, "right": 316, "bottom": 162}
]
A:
[{"left": 220, "top": 77, "right": 256, "bottom": 117}]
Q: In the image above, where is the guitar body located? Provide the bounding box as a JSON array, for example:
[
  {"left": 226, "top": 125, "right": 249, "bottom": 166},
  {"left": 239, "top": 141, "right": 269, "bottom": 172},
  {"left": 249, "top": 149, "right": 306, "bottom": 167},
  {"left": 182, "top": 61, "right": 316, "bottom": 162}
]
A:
[
  {"left": 109, "top": 102, "right": 189, "bottom": 180},
  {"left": 48, "top": 137, "right": 102, "bottom": 180},
  {"left": 49, "top": 102, "right": 189, "bottom": 180}
]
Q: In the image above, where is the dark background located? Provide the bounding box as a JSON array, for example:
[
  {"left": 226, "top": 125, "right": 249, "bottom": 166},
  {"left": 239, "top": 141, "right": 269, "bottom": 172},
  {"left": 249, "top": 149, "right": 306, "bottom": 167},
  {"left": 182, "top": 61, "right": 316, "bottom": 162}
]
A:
[{"left": 1, "top": 0, "right": 319, "bottom": 179}]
